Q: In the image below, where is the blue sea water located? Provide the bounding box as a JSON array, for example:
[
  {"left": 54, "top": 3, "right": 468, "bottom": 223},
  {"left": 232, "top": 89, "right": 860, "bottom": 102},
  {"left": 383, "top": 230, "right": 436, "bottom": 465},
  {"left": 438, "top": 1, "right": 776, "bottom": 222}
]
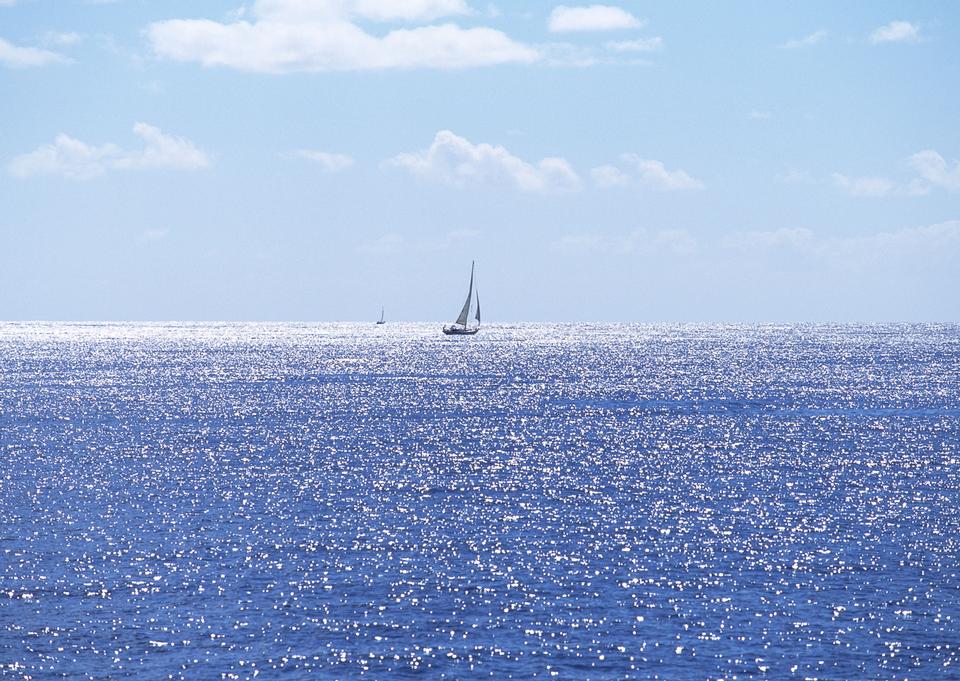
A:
[{"left": 1, "top": 322, "right": 959, "bottom": 680}]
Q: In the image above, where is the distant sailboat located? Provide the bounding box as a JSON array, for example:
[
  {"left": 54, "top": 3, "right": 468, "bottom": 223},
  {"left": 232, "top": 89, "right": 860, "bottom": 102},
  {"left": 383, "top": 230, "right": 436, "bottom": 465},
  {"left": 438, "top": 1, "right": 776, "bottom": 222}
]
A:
[
  {"left": 443, "top": 261, "right": 480, "bottom": 336},
  {"left": 376, "top": 306, "right": 385, "bottom": 325}
]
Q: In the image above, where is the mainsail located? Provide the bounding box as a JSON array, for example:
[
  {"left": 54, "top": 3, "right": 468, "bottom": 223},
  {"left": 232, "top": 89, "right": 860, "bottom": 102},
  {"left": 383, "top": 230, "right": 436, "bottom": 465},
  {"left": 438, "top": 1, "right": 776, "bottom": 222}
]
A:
[
  {"left": 443, "top": 260, "right": 480, "bottom": 335},
  {"left": 454, "top": 261, "right": 475, "bottom": 327}
]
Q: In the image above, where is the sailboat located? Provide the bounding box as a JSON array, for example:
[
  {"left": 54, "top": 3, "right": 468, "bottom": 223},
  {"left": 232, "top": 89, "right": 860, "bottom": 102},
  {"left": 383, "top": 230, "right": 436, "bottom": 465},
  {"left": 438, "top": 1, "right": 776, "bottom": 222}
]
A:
[
  {"left": 442, "top": 261, "right": 480, "bottom": 336},
  {"left": 376, "top": 306, "right": 385, "bottom": 324}
]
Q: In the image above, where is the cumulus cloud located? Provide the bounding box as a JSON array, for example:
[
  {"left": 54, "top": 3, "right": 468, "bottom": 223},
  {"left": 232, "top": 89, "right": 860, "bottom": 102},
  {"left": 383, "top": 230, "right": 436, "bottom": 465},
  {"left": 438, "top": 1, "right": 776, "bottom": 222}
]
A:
[
  {"left": 7, "top": 123, "right": 211, "bottom": 179},
  {"left": 548, "top": 5, "right": 643, "bottom": 33},
  {"left": 621, "top": 155, "right": 703, "bottom": 190},
  {"left": 288, "top": 149, "right": 355, "bottom": 172},
  {"left": 254, "top": 0, "right": 471, "bottom": 22},
  {"left": 831, "top": 149, "right": 959, "bottom": 198},
  {"left": 869, "top": 20, "right": 921, "bottom": 44},
  {"left": 779, "top": 29, "right": 827, "bottom": 49},
  {"left": 908, "top": 150, "right": 960, "bottom": 193},
  {"left": 592, "top": 154, "right": 703, "bottom": 191},
  {"left": 0, "top": 37, "right": 67, "bottom": 67},
  {"left": 147, "top": 0, "right": 538, "bottom": 73},
  {"left": 386, "top": 130, "right": 580, "bottom": 192},
  {"left": 116, "top": 123, "right": 210, "bottom": 171},
  {"left": 9, "top": 136, "right": 119, "bottom": 180},
  {"left": 590, "top": 164, "right": 630, "bottom": 188}
]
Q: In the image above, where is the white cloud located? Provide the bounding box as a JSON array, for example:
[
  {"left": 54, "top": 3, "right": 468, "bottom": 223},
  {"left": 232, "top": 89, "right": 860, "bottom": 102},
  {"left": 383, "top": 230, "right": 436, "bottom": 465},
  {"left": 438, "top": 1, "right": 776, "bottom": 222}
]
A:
[
  {"left": 9, "top": 136, "right": 122, "bottom": 180},
  {"left": 8, "top": 123, "right": 211, "bottom": 179},
  {"left": 548, "top": 5, "right": 643, "bottom": 33},
  {"left": 748, "top": 109, "right": 772, "bottom": 121},
  {"left": 869, "top": 20, "right": 921, "bottom": 44},
  {"left": 41, "top": 31, "right": 84, "bottom": 47},
  {"left": 590, "top": 164, "right": 630, "bottom": 188},
  {"left": 116, "top": 123, "right": 211, "bottom": 171},
  {"left": 594, "top": 154, "right": 703, "bottom": 191},
  {"left": 831, "top": 173, "right": 897, "bottom": 198},
  {"left": 254, "top": 0, "right": 471, "bottom": 23},
  {"left": 908, "top": 150, "right": 960, "bottom": 193},
  {"left": 0, "top": 37, "right": 67, "bottom": 67},
  {"left": 831, "top": 150, "right": 959, "bottom": 198},
  {"left": 386, "top": 130, "right": 580, "bottom": 192},
  {"left": 779, "top": 29, "right": 827, "bottom": 49},
  {"left": 606, "top": 36, "right": 662, "bottom": 52},
  {"left": 288, "top": 149, "right": 355, "bottom": 172},
  {"left": 147, "top": 0, "right": 537, "bottom": 73},
  {"left": 625, "top": 155, "right": 703, "bottom": 191}
]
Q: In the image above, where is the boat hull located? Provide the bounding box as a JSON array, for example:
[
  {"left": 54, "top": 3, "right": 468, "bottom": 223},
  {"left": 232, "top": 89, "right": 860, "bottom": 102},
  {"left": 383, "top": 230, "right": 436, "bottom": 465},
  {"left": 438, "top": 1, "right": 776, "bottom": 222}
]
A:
[{"left": 442, "top": 325, "right": 479, "bottom": 335}]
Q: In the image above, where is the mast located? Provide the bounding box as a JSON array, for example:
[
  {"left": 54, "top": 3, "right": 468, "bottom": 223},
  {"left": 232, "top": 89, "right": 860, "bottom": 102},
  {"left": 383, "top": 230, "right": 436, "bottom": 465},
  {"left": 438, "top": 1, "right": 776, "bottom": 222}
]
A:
[{"left": 454, "top": 260, "right": 474, "bottom": 327}]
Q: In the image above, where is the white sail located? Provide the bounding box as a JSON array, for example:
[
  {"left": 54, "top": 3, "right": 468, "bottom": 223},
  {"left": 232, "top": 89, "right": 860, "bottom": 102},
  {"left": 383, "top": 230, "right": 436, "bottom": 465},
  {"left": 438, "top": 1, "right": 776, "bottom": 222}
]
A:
[
  {"left": 475, "top": 292, "right": 480, "bottom": 325},
  {"left": 454, "top": 261, "right": 475, "bottom": 327}
]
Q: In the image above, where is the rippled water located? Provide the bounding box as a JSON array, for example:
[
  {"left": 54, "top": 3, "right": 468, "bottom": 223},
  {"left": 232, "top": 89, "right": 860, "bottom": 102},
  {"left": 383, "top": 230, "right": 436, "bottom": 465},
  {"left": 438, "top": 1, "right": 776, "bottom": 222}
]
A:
[{"left": 1, "top": 323, "right": 959, "bottom": 679}]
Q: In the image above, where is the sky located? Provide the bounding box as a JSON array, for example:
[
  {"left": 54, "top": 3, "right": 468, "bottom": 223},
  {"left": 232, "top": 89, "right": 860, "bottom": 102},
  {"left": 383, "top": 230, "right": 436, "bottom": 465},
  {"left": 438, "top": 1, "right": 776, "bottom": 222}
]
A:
[{"left": 1, "top": 0, "right": 958, "bottom": 322}]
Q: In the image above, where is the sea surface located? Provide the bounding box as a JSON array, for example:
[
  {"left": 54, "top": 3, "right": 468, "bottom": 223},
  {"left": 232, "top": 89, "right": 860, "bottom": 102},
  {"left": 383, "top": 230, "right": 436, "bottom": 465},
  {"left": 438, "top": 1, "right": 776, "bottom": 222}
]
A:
[{"left": 1, "top": 322, "right": 959, "bottom": 680}]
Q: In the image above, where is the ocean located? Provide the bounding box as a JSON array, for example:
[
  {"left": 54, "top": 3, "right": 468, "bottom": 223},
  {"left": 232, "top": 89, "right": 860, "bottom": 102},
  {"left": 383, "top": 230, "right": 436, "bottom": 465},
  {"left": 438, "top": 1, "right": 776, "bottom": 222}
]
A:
[{"left": 1, "top": 322, "right": 958, "bottom": 679}]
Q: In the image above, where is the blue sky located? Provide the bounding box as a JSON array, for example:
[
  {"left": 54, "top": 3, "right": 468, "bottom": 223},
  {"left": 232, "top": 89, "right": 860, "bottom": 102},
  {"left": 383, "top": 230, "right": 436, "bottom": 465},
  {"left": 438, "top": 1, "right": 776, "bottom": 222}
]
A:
[{"left": 1, "top": 1, "right": 958, "bottom": 322}]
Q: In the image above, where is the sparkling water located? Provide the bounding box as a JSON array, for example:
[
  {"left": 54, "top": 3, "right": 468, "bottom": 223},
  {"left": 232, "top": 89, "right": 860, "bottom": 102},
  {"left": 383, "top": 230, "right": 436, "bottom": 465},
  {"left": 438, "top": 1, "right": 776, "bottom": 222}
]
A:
[{"left": 1, "top": 323, "right": 958, "bottom": 678}]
